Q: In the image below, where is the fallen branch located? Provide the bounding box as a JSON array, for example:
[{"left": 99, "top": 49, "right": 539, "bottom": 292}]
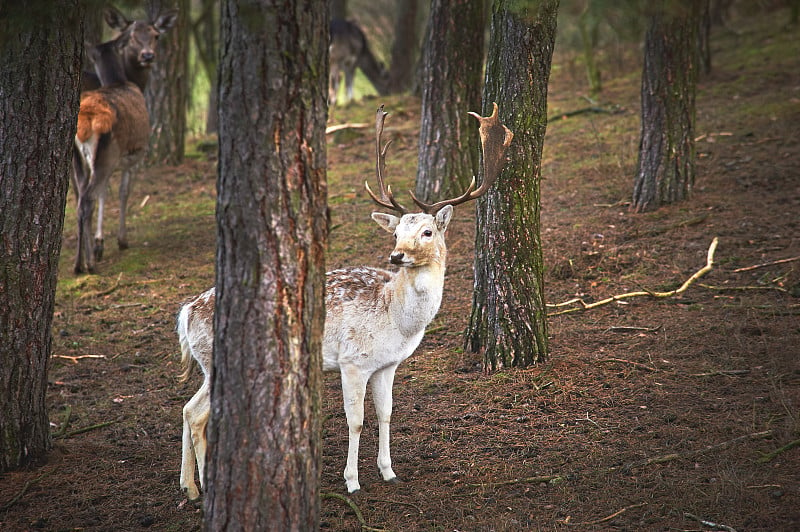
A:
[
  {"left": 0, "top": 470, "right": 54, "bottom": 511},
  {"left": 549, "top": 237, "right": 718, "bottom": 316},
  {"left": 604, "top": 325, "right": 662, "bottom": 334},
  {"left": 468, "top": 474, "right": 565, "bottom": 488},
  {"left": 55, "top": 419, "right": 118, "bottom": 439},
  {"left": 321, "top": 492, "right": 385, "bottom": 531},
  {"left": 52, "top": 354, "right": 106, "bottom": 364},
  {"left": 79, "top": 272, "right": 123, "bottom": 299},
  {"left": 684, "top": 512, "right": 738, "bottom": 532},
  {"left": 689, "top": 369, "right": 750, "bottom": 377},
  {"left": 564, "top": 502, "right": 647, "bottom": 526},
  {"left": 548, "top": 105, "right": 622, "bottom": 122},
  {"left": 597, "top": 358, "right": 658, "bottom": 372},
  {"left": 733, "top": 255, "right": 800, "bottom": 273},
  {"left": 699, "top": 283, "right": 787, "bottom": 293},
  {"left": 757, "top": 437, "right": 800, "bottom": 463},
  {"left": 53, "top": 405, "right": 73, "bottom": 437},
  {"left": 325, "top": 122, "right": 369, "bottom": 134}
]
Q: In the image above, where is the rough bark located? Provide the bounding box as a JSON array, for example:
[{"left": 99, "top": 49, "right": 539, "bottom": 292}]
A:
[
  {"left": 387, "top": 0, "right": 419, "bottom": 93},
  {"left": 632, "top": 1, "right": 700, "bottom": 213},
  {"left": 465, "top": 0, "right": 557, "bottom": 371},
  {"left": 415, "top": 0, "right": 485, "bottom": 203},
  {"left": 207, "top": 1, "right": 328, "bottom": 529},
  {"left": 0, "top": 2, "right": 84, "bottom": 471},
  {"left": 146, "top": 0, "right": 189, "bottom": 164}
]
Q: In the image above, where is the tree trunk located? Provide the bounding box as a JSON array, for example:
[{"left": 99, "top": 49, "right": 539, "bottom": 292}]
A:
[
  {"left": 207, "top": 1, "right": 328, "bottom": 529},
  {"left": 632, "top": 1, "right": 700, "bottom": 213},
  {"left": 387, "top": 0, "right": 419, "bottom": 93},
  {"left": 192, "top": 0, "right": 219, "bottom": 135},
  {"left": 415, "top": 0, "right": 485, "bottom": 203},
  {"left": 146, "top": 0, "right": 189, "bottom": 164},
  {"left": 0, "top": 2, "right": 84, "bottom": 471},
  {"left": 465, "top": 0, "right": 557, "bottom": 371}
]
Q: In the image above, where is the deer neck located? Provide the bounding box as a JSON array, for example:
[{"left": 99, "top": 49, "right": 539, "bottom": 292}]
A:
[{"left": 387, "top": 250, "right": 447, "bottom": 334}]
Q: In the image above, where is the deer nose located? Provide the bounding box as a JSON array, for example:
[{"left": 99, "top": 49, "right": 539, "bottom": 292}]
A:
[
  {"left": 390, "top": 252, "right": 405, "bottom": 265},
  {"left": 140, "top": 51, "right": 155, "bottom": 64}
]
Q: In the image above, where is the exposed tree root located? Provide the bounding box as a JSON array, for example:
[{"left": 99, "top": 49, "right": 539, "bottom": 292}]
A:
[{"left": 321, "top": 492, "right": 386, "bottom": 531}]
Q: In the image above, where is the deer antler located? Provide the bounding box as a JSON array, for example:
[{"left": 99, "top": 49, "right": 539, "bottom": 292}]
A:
[
  {"left": 365, "top": 105, "right": 409, "bottom": 215},
  {"left": 411, "top": 102, "right": 513, "bottom": 214},
  {"left": 365, "top": 102, "right": 513, "bottom": 215}
]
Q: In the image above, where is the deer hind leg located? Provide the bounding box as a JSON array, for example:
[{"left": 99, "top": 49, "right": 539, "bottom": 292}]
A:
[
  {"left": 94, "top": 182, "right": 108, "bottom": 261},
  {"left": 117, "top": 159, "right": 140, "bottom": 251},
  {"left": 181, "top": 380, "right": 209, "bottom": 501},
  {"left": 370, "top": 364, "right": 399, "bottom": 484},
  {"left": 340, "top": 365, "right": 368, "bottom": 493},
  {"left": 344, "top": 64, "right": 356, "bottom": 104}
]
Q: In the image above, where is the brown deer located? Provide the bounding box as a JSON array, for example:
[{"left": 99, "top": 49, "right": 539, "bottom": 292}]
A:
[
  {"left": 72, "top": 6, "right": 177, "bottom": 273},
  {"left": 329, "top": 19, "right": 389, "bottom": 107},
  {"left": 176, "top": 104, "right": 512, "bottom": 498}
]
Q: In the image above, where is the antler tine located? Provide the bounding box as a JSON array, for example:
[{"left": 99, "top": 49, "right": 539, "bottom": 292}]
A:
[
  {"left": 412, "top": 102, "right": 513, "bottom": 214},
  {"left": 365, "top": 105, "right": 409, "bottom": 214}
]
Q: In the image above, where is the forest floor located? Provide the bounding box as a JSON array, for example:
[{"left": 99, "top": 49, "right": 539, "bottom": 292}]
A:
[{"left": 2, "top": 9, "right": 799, "bottom": 532}]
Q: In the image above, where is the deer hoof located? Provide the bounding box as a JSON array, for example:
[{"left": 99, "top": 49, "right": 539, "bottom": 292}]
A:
[
  {"left": 118, "top": 239, "right": 128, "bottom": 251},
  {"left": 386, "top": 476, "right": 401, "bottom": 485}
]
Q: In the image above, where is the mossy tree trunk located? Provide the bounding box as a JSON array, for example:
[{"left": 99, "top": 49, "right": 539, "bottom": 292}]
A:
[
  {"left": 415, "top": 0, "right": 485, "bottom": 203},
  {"left": 465, "top": 0, "right": 557, "bottom": 371},
  {"left": 632, "top": 1, "right": 700, "bottom": 213},
  {"left": 0, "top": 2, "right": 84, "bottom": 471},
  {"left": 207, "top": 1, "right": 328, "bottom": 528}
]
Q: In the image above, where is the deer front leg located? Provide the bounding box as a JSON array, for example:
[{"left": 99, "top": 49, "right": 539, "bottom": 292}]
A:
[
  {"left": 180, "top": 382, "right": 209, "bottom": 501},
  {"left": 370, "top": 364, "right": 399, "bottom": 484},
  {"left": 74, "top": 193, "right": 96, "bottom": 274},
  {"left": 340, "top": 366, "right": 368, "bottom": 493},
  {"left": 94, "top": 182, "right": 107, "bottom": 261}
]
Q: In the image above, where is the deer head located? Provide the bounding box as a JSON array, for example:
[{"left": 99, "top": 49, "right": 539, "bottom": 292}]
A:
[{"left": 365, "top": 103, "right": 514, "bottom": 268}]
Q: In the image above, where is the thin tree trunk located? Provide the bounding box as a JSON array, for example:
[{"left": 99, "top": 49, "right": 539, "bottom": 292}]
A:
[
  {"left": 388, "top": 0, "right": 419, "bottom": 93},
  {"left": 465, "top": 0, "right": 557, "bottom": 371},
  {"left": 0, "top": 2, "right": 84, "bottom": 471},
  {"left": 632, "top": 1, "right": 700, "bottom": 213},
  {"left": 415, "top": 0, "right": 485, "bottom": 203},
  {"left": 207, "top": 0, "right": 328, "bottom": 528},
  {"left": 146, "top": 0, "right": 189, "bottom": 164}
]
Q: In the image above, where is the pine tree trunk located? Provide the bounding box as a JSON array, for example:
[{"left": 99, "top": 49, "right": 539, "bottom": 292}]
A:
[
  {"left": 388, "top": 0, "right": 419, "bottom": 93},
  {"left": 415, "top": 0, "right": 485, "bottom": 203},
  {"left": 0, "top": 3, "right": 84, "bottom": 471},
  {"left": 465, "top": 0, "right": 557, "bottom": 371},
  {"left": 146, "top": 0, "right": 189, "bottom": 164},
  {"left": 632, "top": 1, "right": 700, "bottom": 213},
  {"left": 207, "top": 1, "right": 328, "bottom": 529}
]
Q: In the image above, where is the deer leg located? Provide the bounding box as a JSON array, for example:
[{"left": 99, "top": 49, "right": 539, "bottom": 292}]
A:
[
  {"left": 181, "top": 381, "right": 209, "bottom": 501},
  {"left": 340, "top": 366, "right": 368, "bottom": 493},
  {"left": 74, "top": 192, "right": 96, "bottom": 274},
  {"left": 94, "top": 182, "right": 107, "bottom": 262},
  {"left": 344, "top": 66, "right": 355, "bottom": 103},
  {"left": 117, "top": 166, "right": 133, "bottom": 250},
  {"left": 370, "top": 364, "right": 399, "bottom": 484}
]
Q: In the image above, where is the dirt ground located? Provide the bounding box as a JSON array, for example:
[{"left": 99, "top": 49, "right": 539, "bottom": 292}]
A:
[{"left": 2, "top": 10, "right": 799, "bottom": 532}]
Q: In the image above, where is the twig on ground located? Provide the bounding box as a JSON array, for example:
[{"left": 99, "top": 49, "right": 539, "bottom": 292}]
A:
[
  {"left": 689, "top": 369, "right": 750, "bottom": 377},
  {"left": 468, "top": 474, "right": 565, "bottom": 488},
  {"left": 325, "top": 122, "right": 369, "bottom": 134},
  {"left": 699, "top": 283, "right": 787, "bottom": 293},
  {"left": 53, "top": 405, "right": 73, "bottom": 437},
  {"left": 321, "top": 492, "right": 385, "bottom": 531},
  {"left": 549, "top": 237, "right": 718, "bottom": 316},
  {"left": 756, "top": 438, "right": 800, "bottom": 463},
  {"left": 733, "top": 256, "right": 800, "bottom": 273},
  {"left": 79, "top": 272, "right": 123, "bottom": 299},
  {"left": 604, "top": 325, "right": 662, "bottom": 333},
  {"left": 597, "top": 358, "right": 658, "bottom": 372},
  {"left": 564, "top": 502, "right": 647, "bottom": 526},
  {"left": 52, "top": 354, "right": 106, "bottom": 364},
  {"left": 55, "top": 419, "right": 119, "bottom": 439},
  {"left": 0, "top": 470, "right": 54, "bottom": 511},
  {"left": 684, "top": 512, "right": 738, "bottom": 532}
]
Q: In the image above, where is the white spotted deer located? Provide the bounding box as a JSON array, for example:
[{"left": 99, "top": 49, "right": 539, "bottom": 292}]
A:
[
  {"left": 73, "top": 6, "right": 177, "bottom": 273},
  {"left": 329, "top": 18, "right": 389, "bottom": 107},
  {"left": 176, "top": 104, "right": 513, "bottom": 498}
]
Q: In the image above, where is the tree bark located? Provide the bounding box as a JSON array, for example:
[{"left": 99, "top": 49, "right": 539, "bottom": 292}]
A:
[
  {"left": 387, "top": 0, "right": 419, "bottom": 93},
  {"left": 207, "top": 1, "right": 328, "bottom": 529},
  {"left": 465, "top": 0, "right": 557, "bottom": 371},
  {"left": 0, "top": 2, "right": 84, "bottom": 471},
  {"left": 415, "top": 0, "right": 485, "bottom": 203},
  {"left": 632, "top": 1, "right": 700, "bottom": 213},
  {"left": 146, "top": 0, "right": 189, "bottom": 164}
]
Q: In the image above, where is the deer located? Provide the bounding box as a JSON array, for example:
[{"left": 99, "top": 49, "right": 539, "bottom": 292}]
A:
[
  {"left": 176, "top": 103, "right": 513, "bottom": 499},
  {"left": 74, "top": 6, "right": 177, "bottom": 273},
  {"left": 329, "top": 18, "right": 389, "bottom": 107}
]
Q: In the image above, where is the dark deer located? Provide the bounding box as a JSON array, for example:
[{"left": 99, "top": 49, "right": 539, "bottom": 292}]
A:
[
  {"left": 175, "top": 104, "right": 513, "bottom": 498},
  {"left": 82, "top": 5, "right": 178, "bottom": 92},
  {"left": 329, "top": 19, "right": 389, "bottom": 107},
  {"left": 73, "top": 6, "right": 177, "bottom": 273}
]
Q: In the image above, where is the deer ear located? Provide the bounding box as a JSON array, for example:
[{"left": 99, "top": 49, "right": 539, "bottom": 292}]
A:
[
  {"left": 435, "top": 205, "right": 453, "bottom": 232},
  {"left": 371, "top": 212, "right": 400, "bottom": 233},
  {"left": 103, "top": 6, "right": 131, "bottom": 31},
  {"left": 154, "top": 9, "right": 179, "bottom": 33}
]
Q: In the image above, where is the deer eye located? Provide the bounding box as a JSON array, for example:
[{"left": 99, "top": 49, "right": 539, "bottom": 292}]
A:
[{"left": 422, "top": 230, "right": 433, "bottom": 237}]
